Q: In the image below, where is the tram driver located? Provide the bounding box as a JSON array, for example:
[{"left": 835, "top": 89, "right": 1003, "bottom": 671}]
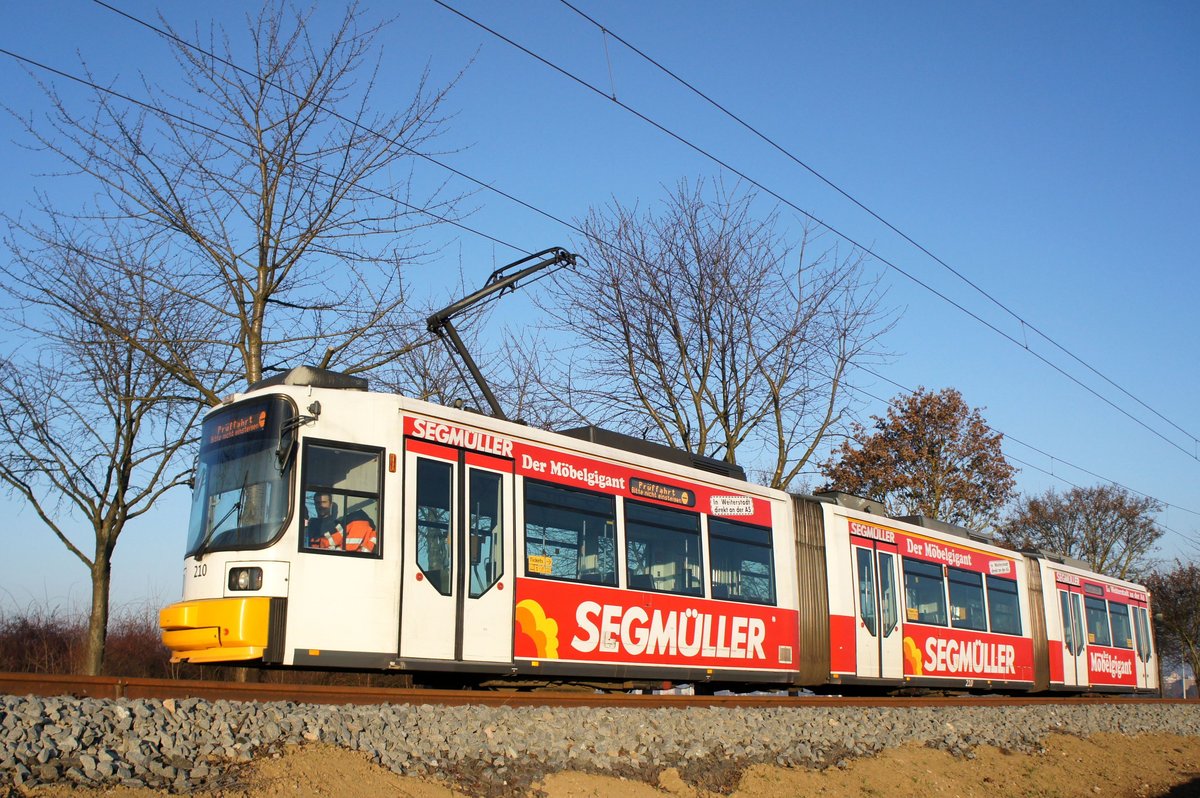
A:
[{"left": 306, "top": 490, "right": 339, "bottom": 548}]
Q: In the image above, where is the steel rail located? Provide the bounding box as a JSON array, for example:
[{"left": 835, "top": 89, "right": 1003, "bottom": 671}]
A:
[{"left": 0, "top": 672, "right": 1190, "bottom": 709}]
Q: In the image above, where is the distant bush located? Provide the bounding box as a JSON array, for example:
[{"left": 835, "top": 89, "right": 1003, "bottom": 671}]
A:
[
  {"left": 0, "top": 601, "right": 171, "bottom": 677},
  {"left": 0, "top": 601, "right": 413, "bottom": 685},
  {"left": 104, "top": 602, "right": 177, "bottom": 678},
  {"left": 0, "top": 605, "right": 84, "bottom": 674}
]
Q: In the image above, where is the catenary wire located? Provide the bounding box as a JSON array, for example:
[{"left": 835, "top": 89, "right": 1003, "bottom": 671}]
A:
[
  {"left": 1, "top": 41, "right": 1191, "bottom": 522},
  {"left": 828, "top": 398, "right": 1200, "bottom": 552},
  {"left": 0, "top": 50, "right": 529, "bottom": 258},
  {"left": 1002, "top": 452, "right": 1200, "bottom": 555},
  {"left": 87, "top": 0, "right": 585, "bottom": 255},
  {"left": 854, "top": 364, "right": 1200, "bottom": 519},
  {"left": 3, "top": 29, "right": 1196, "bottom": 543},
  {"left": 89, "top": 0, "right": 1200, "bottom": 465},
  {"left": 555, "top": 0, "right": 1200, "bottom": 453},
  {"left": 428, "top": 0, "right": 1200, "bottom": 465},
  {"left": 0, "top": 45, "right": 528, "bottom": 370},
  {"left": 847, "top": 378, "right": 1200, "bottom": 550}
]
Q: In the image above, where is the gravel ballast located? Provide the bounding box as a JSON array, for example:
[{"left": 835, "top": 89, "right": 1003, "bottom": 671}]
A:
[{"left": 2, "top": 694, "right": 1198, "bottom": 793}]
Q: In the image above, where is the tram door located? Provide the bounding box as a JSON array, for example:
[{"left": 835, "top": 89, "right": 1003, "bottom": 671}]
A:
[
  {"left": 851, "top": 541, "right": 903, "bottom": 680},
  {"left": 399, "top": 440, "right": 515, "bottom": 664},
  {"left": 1057, "top": 588, "right": 1087, "bottom": 688}
]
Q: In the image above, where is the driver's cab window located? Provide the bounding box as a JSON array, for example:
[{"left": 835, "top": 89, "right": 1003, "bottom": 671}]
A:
[{"left": 301, "top": 442, "right": 383, "bottom": 557}]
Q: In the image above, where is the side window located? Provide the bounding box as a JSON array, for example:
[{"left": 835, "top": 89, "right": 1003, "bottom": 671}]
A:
[
  {"left": 1084, "top": 596, "right": 1112, "bottom": 646},
  {"left": 524, "top": 481, "right": 617, "bottom": 585},
  {"left": 1137, "top": 606, "right": 1153, "bottom": 658},
  {"left": 1071, "top": 594, "right": 1086, "bottom": 653},
  {"left": 986, "top": 575, "right": 1022, "bottom": 635},
  {"left": 708, "top": 518, "right": 775, "bottom": 604},
  {"left": 415, "top": 458, "right": 453, "bottom": 595},
  {"left": 948, "top": 568, "right": 987, "bottom": 631},
  {"left": 625, "top": 501, "right": 703, "bottom": 596},
  {"left": 1109, "top": 601, "right": 1133, "bottom": 649},
  {"left": 856, "top": 548, "right": 877, "bottom": 636},
  {"left": 903, "top": 559, "right": 947, "bottom": 626},
  {"left": 468, "top": 469, "right": 504, "bottom": 598},
  {"left": 878, "top": 552, "right": 898, "bottom": 637},
  {"left": 1059, "top": 592, "right": 1077, "bottom": 655},
  {"left": 301, "top": 442, "right": 383, "bottom": 558},
  {"left": 1132, "top": 605, "right": 1146, "bottom": 659}
]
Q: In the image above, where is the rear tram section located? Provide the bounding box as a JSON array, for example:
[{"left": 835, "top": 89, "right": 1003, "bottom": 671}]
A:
[{"left": 160, "top": 367, "right": 1158, "bottom": 694}]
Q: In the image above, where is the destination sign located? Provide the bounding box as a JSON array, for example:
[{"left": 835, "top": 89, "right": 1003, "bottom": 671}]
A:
[
  {"left": 207, "top": 407, "right": 269, "bottom": 445},
  {"left": 629, "top": 478, "right": 696, "bottom": 507}
]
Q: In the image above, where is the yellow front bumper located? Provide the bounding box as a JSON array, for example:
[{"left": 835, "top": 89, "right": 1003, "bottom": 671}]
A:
[{"left": 160, "top": 597, "right": 272, "bottom": 664}]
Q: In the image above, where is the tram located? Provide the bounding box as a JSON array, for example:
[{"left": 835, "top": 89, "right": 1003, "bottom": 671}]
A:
[{"left": 159, "top": 366, "right": 1158, "bottom": 693}]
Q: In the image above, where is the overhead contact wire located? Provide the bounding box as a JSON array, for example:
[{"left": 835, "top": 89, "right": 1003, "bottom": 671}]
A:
[
  {"left": 428, "top": 0, "right": 1200, "bottom": 465},
  {"left": 556, "top": 0, "right": 1200, "bottom": 453},
  {"left": 6, "top": 14, "right": 1196, "bottom": 540}
]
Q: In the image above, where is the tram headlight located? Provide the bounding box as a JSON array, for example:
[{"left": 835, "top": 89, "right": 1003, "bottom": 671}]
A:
[{"left": 228, "top": 567, "right": 263, "bottom": 591}]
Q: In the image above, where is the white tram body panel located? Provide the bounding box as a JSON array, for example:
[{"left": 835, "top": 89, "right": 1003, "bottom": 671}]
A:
[{"left": 160, "top": 368, "right": 1158, "bottom": 694}]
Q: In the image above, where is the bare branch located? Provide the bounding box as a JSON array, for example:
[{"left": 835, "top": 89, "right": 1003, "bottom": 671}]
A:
[{"left": 534, "top": 177, "right": 890, "bottom": 489}]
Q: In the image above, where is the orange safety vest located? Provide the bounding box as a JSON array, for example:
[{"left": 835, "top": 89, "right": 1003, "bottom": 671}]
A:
[
  {"left": 316, "top": 527, "right": 343, "bottom": 550},
  {"left": 342, "top": 518, "right": 377, "bottom": 553}
]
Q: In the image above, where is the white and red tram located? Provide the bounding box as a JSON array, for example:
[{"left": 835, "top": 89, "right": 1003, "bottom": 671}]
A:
[{"left": 160, "top": 367, "right": 1158, "bottom": 693}]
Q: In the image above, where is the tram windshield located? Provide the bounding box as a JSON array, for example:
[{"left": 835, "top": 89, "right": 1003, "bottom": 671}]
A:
[{"left": 186, "top": 397, "right": 295, "bottom": 558}]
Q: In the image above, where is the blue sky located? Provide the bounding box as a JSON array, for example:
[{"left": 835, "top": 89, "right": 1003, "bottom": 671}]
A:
[{"left": 0, "top": 1, "right": 1197, "bottom": 611}]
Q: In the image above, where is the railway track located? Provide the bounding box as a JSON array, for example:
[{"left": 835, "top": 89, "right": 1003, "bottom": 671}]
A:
[{"left": 0, "top": 671, "right": 1185, "bottom": 708}]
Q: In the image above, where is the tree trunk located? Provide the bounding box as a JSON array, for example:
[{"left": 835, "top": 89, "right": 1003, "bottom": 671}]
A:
[{"left": 84, "top": 556, "right": 111, "bottom": 675}]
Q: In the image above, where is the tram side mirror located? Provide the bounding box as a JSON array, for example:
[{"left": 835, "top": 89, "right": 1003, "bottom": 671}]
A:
[
  {"left": 470, "top": 532, "right": 483, "bottom": 565},
  {"left": 276, "top": 436, "right": 297, "bottom": 473}
]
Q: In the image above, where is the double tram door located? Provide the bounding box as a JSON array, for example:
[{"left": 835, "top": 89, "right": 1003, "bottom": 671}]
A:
[
  {"left": 399, "top": 439, "right": 515, "bottom": 664},
  {"left": 851, "top": 540, "right": 903, "bottom": 680},
  {"left": 1057, "top": 587, "right": 1087, "bottom": 688}
]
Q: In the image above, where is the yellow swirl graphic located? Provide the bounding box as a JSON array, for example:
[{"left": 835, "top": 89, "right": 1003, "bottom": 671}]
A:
[
  {"left": 515, "top": 599, "right": 560, "bottom": 659},
  {"left": 903, "top": 636, "right": 923, "bottom": 676}
]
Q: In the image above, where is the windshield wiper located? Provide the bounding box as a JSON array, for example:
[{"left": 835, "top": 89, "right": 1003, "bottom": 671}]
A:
[{"left": 194, "top": 469, "right": 248, "bottom": 562}]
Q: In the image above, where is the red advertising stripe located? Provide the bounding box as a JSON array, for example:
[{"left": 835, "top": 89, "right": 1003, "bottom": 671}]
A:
[
  {"left": 848, "top": 519, "right": 1016, "bottom": 577},
  {"left": 828, "top": 614, "right": 856, "bottom": 674},
  {"left": 901, "top": 624, "right": 1034, "bottom": 683},
  {"left": 1053, "top": 570, "right": 1148, "bottom": 605},
  {"left": 513, "top": 577, "right": 797, "bottom": 671},
  {"left": 405, "top": 436, "right": 455, "bottom": 460},
  {"left": 1048, "top": 639, "right": 1064, "bottom": 684},
  {"left": 1086, "top": 646, "right": 1138, "bottom": 687},
  {"left": 515, "top": 445, "right": 772, "bottom": 524}
]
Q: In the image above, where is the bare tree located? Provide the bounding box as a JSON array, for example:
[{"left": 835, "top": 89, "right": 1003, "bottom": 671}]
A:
[
  {"left": 1144, "top": 560, "right": 1200, "bottom": 693},
  {"left": 996, "top": 485, "right": 1163, "bottom": 580},
  {"left": 5, "top": 2, "right": 464, "bottom": 402},
  {"left": 821, "top": 387, "right": 1018, "bottom": 530},
  {"left": 533, "top": 179, "right": 888, "bottom": 489},
  {"left": 0, "top": 234, "right": 201, "bottom": 674}
]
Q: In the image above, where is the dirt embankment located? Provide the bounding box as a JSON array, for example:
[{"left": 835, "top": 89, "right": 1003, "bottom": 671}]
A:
[{"left": 18, "top": 732, "right": 1200, "bottom": 798}]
